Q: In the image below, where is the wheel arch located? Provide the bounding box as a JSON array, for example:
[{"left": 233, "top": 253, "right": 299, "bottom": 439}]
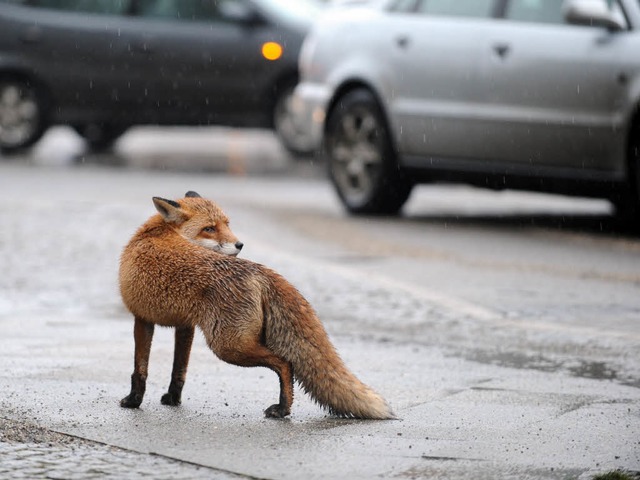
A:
[
  {"left": 625, "top": 100, "right": 640, "bottom": 198},
  {"left": 322, "top": 80, "right": 413, "bottom": 215},
  {"left": 324, "top": 79, "right": 398, "bottom": 151},
  {"left": 0, "top": 67, "right": 51, "bottom": 105},
  {"left": 265, "top": 69, "right": 299, "bottom": 129},
  {"left": 0, "top": 67, "right": 52, "bottom": 152}
]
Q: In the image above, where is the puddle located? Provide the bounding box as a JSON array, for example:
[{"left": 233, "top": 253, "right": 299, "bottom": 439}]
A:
[
  {"left": 460, "top": 350, "right": 640, "bottom": 388},
  {"left": 324, "top": 254, "right": 380, "bottom": 264},
  {"left": 462, "top": 350, "right": 560, "bottom": 374},
  {"left": 567, "top": 360, "right": 617, "bottom": 382}
]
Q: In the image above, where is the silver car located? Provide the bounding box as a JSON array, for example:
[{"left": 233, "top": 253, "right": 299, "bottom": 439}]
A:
[{"left": 294, "top": 0, "right": 640, "bottom": 219}]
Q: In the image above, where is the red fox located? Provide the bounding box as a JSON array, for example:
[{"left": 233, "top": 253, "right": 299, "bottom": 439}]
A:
[{"left": 119, "top": 191, "right": 393, "bottom": 419}]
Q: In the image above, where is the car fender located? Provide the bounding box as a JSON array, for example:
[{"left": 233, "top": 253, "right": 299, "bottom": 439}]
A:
[
  {"left": 0, "top": 54, "right": 51, "bottom": 100},
  {"left": 308, "top": 6, "right": 399, "bottom": 135},
  {"left": 623, "top": 70, "right": 640, "bottom": 122},
  {"left": 0, "top": 53, "right": 37, "bottom": 79},
  {"left": 615, "top": 35, "right": 640, "bottom": 173},
  {"left": 323, "top": 53, "right": 400, "bottom": 142}
]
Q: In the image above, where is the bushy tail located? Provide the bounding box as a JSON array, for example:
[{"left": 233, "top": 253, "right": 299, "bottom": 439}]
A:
[
  {"left": 264, "top": 284, "right": 394, "bottom": 420},
  {"left": 294, "top": 333, "right": 394, "bottom": 419}
]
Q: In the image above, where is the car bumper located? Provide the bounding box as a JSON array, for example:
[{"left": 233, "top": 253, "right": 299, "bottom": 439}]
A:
[{"left": 291, "top": 82, "right": 332, "bottom": 150}]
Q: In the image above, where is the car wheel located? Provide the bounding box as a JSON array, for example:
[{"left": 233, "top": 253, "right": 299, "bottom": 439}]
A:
[
  {"left": 324, "top": 88, "right": 412, "bottom": 215},
  {"left": 614, "top": 118, "right": 640, "bottom": 225},
  {"left": 624, "top": 119, "right": 640, "bottom": 222},
  {"left": 273, "top": 84, "right": 315, "bottom": 156},
  {"left": 0, "top": 77, "right": 48, "bottom": 154},
  {"left": 74, "top": 123, "right": 128, "bottom": 152}
]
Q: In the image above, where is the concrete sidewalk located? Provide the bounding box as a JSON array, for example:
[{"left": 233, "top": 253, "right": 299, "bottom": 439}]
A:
[{"left": 3, "top": 304, "right": 638, "bottom": 480}]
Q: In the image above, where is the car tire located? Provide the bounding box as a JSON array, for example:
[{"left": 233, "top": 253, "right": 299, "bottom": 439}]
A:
[
  {"left": 273, "top": 83, "right": 315, "bottom": 157},
  {"left": 74, "top": 123, "right": 128, "bottom": 152},
  {"left": 324, "top": 88, "right": 412, "bottom": 215},
  {"left": 621, "top": 119, "right": 640, "bottom": 223},
  {"left": 0, "top": 76, "right": 48, "bottom": 154}
]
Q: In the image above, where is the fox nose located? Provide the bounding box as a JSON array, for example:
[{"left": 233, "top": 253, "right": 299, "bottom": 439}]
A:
[{"left": 235, "top": 241, "right": 244, "bottom": 251}]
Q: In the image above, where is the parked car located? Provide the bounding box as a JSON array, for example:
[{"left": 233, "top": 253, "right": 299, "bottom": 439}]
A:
[
  {"left": 0, "top": 0, "right": 321, "bottom": 154},
  {"left": 294, "top": 0, "right": 640, "bottom": 219}
]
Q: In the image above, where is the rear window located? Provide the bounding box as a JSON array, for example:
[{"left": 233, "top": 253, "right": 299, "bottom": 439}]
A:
[
  {"left": 504, "top": 0, "right": 627, "bottom": 26},
  {"left": 136, "top": 0, "right": 230, "bottom": 22},
  {"left": 31, "top": 0, "right": 129, "bottom": 14},
  {"left": 389, "top": 0, "right": 495, "bottom": 18},
  {"left": 504, "top": 0, "right": 563, "bottom": 24},
  {"left": 416, "top": 0, "right": 494, "bottom": 18}
]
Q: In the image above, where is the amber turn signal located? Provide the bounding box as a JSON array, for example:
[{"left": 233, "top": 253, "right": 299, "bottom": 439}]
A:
[{"left": 262, "top": 41, "right": 283, "bottom": 61}]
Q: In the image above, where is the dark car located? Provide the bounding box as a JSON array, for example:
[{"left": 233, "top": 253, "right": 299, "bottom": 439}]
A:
[{"left": 0, "top": 0, "right": 320, "bottom": 154}]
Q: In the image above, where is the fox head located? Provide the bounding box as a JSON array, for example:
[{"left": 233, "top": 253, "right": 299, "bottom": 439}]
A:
[{"left": 152, "top": 191, "right": 243, "bottom": 256}]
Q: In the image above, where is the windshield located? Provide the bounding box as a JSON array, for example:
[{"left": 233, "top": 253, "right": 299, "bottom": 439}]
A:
[{"left": 254, "top": 0, "right": 323, "bottom": 27}]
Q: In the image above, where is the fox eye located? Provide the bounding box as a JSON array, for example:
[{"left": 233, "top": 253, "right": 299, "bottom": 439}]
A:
[{"left": 202, "top": 226, "right": 216, "bottom": 233}]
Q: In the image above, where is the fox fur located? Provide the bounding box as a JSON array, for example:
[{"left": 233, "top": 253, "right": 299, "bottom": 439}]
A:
[{"left": 119, "top": 191, "right": 393, "bottom": 419}]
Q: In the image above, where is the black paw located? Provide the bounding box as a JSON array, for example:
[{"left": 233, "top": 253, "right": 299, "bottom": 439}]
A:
[
  {"left": 264, "top": 404, "right": 290, "bottom": 418},
  {"left": 120, "top": 394, "right": 142, "bottom": 409},
  {"left": 161, "top": 392, "right": 181, "bottom": 406}
]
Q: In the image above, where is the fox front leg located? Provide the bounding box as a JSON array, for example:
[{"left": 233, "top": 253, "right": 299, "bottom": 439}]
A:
[
  {"left": 161, "top": 326, "right": 195, "bottom": 406},
  {"left": 121, "top": 317, "right": 155, "bottom": 408}
]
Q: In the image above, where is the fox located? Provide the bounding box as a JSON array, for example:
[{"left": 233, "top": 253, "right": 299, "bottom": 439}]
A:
[{"left": 119, "top": 191, "right": 394, "bottom": 419}]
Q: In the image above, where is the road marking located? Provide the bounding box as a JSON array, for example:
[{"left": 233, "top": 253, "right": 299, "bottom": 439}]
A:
[
  {"left": 322, "top": 260, "right": 501, "bottom": 321},
  {"left": 246, "top": 238, "right": 500, "bottom": 321},
  {"left": 245, "top": 237, "right": 640, "bottom": 342}
]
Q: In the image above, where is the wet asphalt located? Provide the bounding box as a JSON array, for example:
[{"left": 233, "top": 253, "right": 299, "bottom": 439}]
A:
[{"left": 1, "top": 127, "right": 639, "bottom": 479}]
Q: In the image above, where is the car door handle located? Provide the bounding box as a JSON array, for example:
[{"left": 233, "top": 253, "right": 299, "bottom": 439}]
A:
[
  {"left": 130, "top": 38, "right": 154, "bottom": 54},
  {"left": 493, "top": 43, "right": 510, "bottom": 59},
  {"left": 395, "top": 35, "right": 410, "bottom": 49},
  {"left": 131, "top": 43, "right": 153, "bottom": 54},
  {"left": 20, "top": 25, "right": 42, "bottom": 44}
]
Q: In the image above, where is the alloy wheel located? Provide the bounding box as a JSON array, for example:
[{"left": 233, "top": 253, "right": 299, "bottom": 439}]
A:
[
  {"left": 329, "top": 106, "right": 384, "bottom": 207},
  {"left": 0, "top": 80, "right": 42, "bottom": 151},
  {"left": 325, "top": 88, "right": 412, "bottom": 215}
]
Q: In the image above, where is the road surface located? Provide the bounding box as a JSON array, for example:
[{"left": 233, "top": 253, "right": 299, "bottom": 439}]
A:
[{"left": 0, "top": 129, "right": 639, "bottom": 479}]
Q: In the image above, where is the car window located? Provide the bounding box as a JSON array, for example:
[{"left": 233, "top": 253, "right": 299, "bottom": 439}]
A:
[
  {"left": 256, "top": 0, "right": 322, "bottom": 26},
  {"left": 387, "top": 0, "right": 419, "bottom": 12},
  {"left": 136, "top": 0, "right": 234, "bottom": 22},
  {"left": 415, "top": 0, "right": 495, "bottom": 18},
  {"left": 505, "top": 0, "right": 627, "bottom": 26},
  {"left": 504, "top": 0, "right": 564, "bottom": 24},
  {"left": 32, "top": 0, "right": 129, "bottom": 14}
]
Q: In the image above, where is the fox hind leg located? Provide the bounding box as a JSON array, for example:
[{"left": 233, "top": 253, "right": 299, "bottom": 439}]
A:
[
  {"left": 216, "top": 341, "right": 294, "bottom": 418},
  {"left": 121, "top": 317, "right": 155, "bottom": 408},
  {"left": 263, "top": 357, "right": 294, "bottom": 419},
  {"left": 161, "top": 326, "right": 195, "bottom": 406}
]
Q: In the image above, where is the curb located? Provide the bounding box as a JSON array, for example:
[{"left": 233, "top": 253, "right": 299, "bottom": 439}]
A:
[{"left": 3, "top": 126, "right": 306, "bottom": 176}]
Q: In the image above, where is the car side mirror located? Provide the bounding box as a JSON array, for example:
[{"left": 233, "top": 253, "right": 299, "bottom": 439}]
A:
[
  {"left": 563, "top": 0, "right": 626, "bottom": 31},
  {"left": 220, "top": 2, "right": 264, "bottom": 27}
]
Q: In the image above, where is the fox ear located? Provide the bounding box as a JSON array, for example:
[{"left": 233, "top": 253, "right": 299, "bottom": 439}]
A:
[
  {"left": 185, "top": 191, "right": 201, "bottom": 198},
  {"left": 152, "top": 197, "right": 187, "bottom": 224}
]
